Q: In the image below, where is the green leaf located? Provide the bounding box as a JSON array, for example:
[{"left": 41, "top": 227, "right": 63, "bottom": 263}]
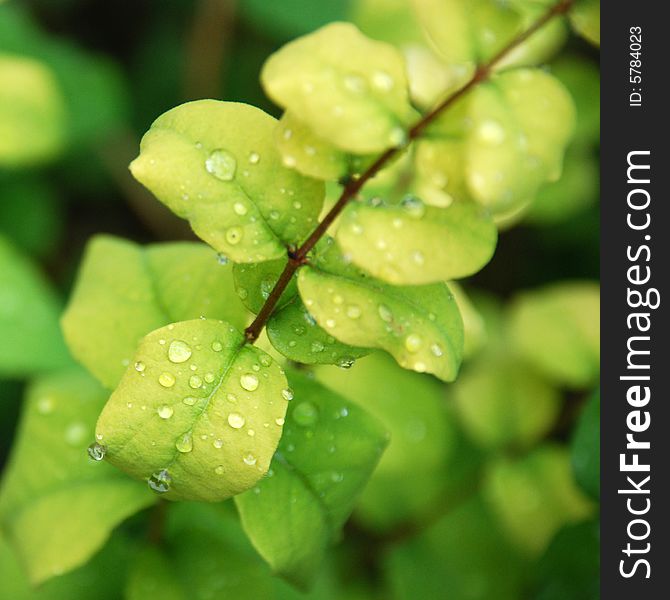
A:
[
  {"left": 275, "top": 111, "right": 374, "bottom": 181},
  {"left": 235, "top": 371, "right": 387, "bottom": 589},
  {"left": 352, "top": 0, "right": 426, "bottom": 46},
  {"left": 261, "top": 22, "right": 416, "bottom": 153},
  {"left": 233, "top": 257, "right": 298, "bottom": 315},
  {"left": 385, "top": 496, "right": 526, "bottom": 600},
  {"left": 449, "top": 282, "right": 487, "bottom": 359},
  {"left": 483, "top": 445, "right": 595, "bottom": 556},
  {"left": 569, "top": 0, "right": 600, "bottom": 46},
  {"left": 411, "top": 0, "right": 521, "bottom": 66},
  {"left": 571, "top": 391, "right": 600, "bottom": 500},
  {"left": 267, "top": 296, "right": 370, "bottom": 366},
  {"left": 508, "top": 282, "right": 600, "bottom": 388},
  {"left": 62, "top": 235, "right": 249, "bottom": 389},
  {"left": 0, "top": 235, "right": 70, "bottom": 377},
  {"left": 317, "top": 352, "right": 480, "bottom": 531},
  {"left": 96, "top": 319, "right": 289, "bottom": 502},
  {"left": 298, "top": 240, "right": 464, "bottom": 381},
  {"left": 337, "top": 198, "right": 497, "bottom": 284},
  {"left": 126, "top": 547, "right": 186, "bottom": 600},
  {"left": 531, "top": 520, "right": 600, "bottom": 600},
  {"left": 129, "top": 100, "right": 324, "bottom": 262},
  {"left": 0, "top": 369, "right": 154, "bottom": 585},
  {"left": 0, "top": 53, "right": 66, "bottom": 167},
  {"left": 454, "top": 356, "right": 560, "bottom": 451}
]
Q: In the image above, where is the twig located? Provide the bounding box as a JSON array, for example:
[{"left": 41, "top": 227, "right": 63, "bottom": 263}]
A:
[{"left": 244, "top": 0, "right": 575, "bottom": 343}]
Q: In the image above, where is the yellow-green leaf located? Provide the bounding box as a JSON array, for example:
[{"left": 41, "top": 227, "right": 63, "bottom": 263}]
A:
[
  {"left": 130, "top": 100, "right": 324, "bottom": 262},
  {"left": 570, "top": 0, "right": 600, "bottom": 46},
  {"left": 337, "top": 198, "right": 497, "bottom": 284},
  {"left": 297, "top": 240, "right": 464, "bottom": 381},
  {"left": 95, "top": 319, "right": 289, "bottom": 502},
  {"left": 62, "top": 235, "right": 249, "bottom": 389},
  {"left": 262, "top": 22, "right": 416, "bottom": 153}
]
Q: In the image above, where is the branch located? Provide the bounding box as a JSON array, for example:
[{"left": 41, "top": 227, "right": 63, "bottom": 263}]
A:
[{"left": 245, "top": 0, "right": 574, "bottom": 343}]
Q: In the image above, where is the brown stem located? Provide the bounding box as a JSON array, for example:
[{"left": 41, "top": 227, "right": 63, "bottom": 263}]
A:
[{"left": 245, "top": 0, "right": 574, "bottom": 343}]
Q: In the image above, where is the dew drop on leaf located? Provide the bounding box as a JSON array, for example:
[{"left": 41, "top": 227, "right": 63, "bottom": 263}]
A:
[
  {"left": 134, "top": 361, "right": 146, "bottom": 372},
  {"left": 189, "top": 375, "right": 203, "bottom": 389},
  {"left": 243, "top": 453, "right": 257, "bottom": 466},
  {"left": 148, "top": 469, "right": 171, "bottom": 493},
  {"left": 281, "top": 388, "right": 294, "bottom": 401},
  {"left": 228, "top": 412, "right": 246, "bottom": 429},
  {"left": 87, "top": 442, "right": 106, "bottom": 461},
  {"left": 310, "top": 341, "right": 325, "bottom": 353},
  {"left": 404, "top": 334, "right": 423, "bottom": 353},
  {"left": 430, "top": 343, "right": 444, "bottom": 357},
  {"left": 211, "top": 341, "right": 223, "bottom": 352},
  {"left": 168, "top": 340, "right": 192, "bottom": 363},
  {"left": 240, "top": 373, "right": 259, "bottom": 391},
  {"left": 205, "top": 149, "right": 237, "bottom": 181},
  {"left": 182, "top": 396, "right": 198, "bottom": 406},
  {"left": 225, "top": 227, "right": 243, "bottom": 245},
  {"left": 157, "top": 405, "right": 174, "bottom": 419},
  {"left": 158, "top": 372, "right": 176, "bottom": 388},
  {"left": 175, "top": 432, "right": 193, "bottom": 453},
  {"left": 378, "top": 304, "right": 393, "bottom": 322},
  {"left": 214, "top": 465, "right": 225, "bottom": 475}
]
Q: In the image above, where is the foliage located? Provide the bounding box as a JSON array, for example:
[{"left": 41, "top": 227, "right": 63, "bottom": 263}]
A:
[{"left": 0, "top": 0, "right": 600, "bottom": 598}]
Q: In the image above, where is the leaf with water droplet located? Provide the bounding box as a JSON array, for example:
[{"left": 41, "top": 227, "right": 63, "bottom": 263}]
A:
[
  {"left": 0, "top": 236, "right": 71, "bottom": 377},
  {"left": 95, "top": 319, "right": 289, "bottom": 501},
  {"left": 262, "top": 22, "right": 416, "bottom": 153},
  {"left": 508, "top": 282, "right": 600, "bottom": 388},
  {"left": 62, "top": 236, "right": 249, "bottom": 389},
  {"left": 235, "top": 370, "right": 387, "bottom": 589},
  {"left": 0, "top": 54, "right": 66, "bottom": 167},
  {"left": 232, "top": 257, "right": 298, "bottom": 314},
  {"left": 297, "top": 239, "right": 464, "bottom": 381},
  {"left": 317, "top": 352, "right": 479, "bottom": 531},
  {"left": 483, "top": 445, "right": 595, "bottom": 556},
  {"left": 267, "top": 295, "right": 369, "bottom": 366},
  {"left": 275, "top": 111, "right": 374, "bottom": 181},
  {"left": 337, "top": 199, "right": 497, "bottom": 285},
  {"left": 453, "top": 355, "right": 560, "bottom": 451},
  {"left": 0, "top": 368, "right": 155, "bottom": 585},
  {"left": 129, "top": 100, "right": 324, "bottom": 262}
]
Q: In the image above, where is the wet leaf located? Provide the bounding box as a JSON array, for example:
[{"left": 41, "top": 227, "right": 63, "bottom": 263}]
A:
[
  {"left": 337, "top": 198, "right": 497, "bottom": 284},
  {"left": 96, "top": 319, "right": 289, "bottom": 502},
  {"left": 130, "top": 100, "right": 324, "bottom": 262},
  {"left": 0, "top": 369, "right": 154, "bottom": 585},
  {"left": 62, "top": 235, "right": 249, "bottom": 389},
  {"left": 235, "top": 371, "right": 387, "bottom": 589},
  {"left": 297, "top": 240, "right": 464, "bottom": 381},
  {"left": 233, "top": 257, "right": 298, "bottom": 315},
  {"left": 0, "top": 235, "right": 70, "bottom": 377},
  {"left": 262, "top": 22, "right": 416, "bottom": 153}
]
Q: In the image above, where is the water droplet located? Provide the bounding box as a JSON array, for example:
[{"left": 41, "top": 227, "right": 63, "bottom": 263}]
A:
[
  {"left": 331, "top": 471, "right": 344, "bottom": 483},
  {"left": 248, "top": 152, "right": 260, "bottom": 164},
  {"left": 283, "top": 155, "right": 297, "bottom": 168},
  {"left": 216, "top": 252, "right": 230, "bottom": 265},
  {"left": 225, "top": 227, "right": 243, "bottom": 245},
  {"left": 325, "top": 319, "right": 336, "bottom": 328},
  {"left": 275, "top": 417, "right": 285, "bottom": 426},
  {"left": 228, "top": 412, "right": 246, "bottom": 429},
  {"left": 281, "top": 388, "right": 294, "bottom": 402},
  {"left": 240, "top": 373, "right": 259, "bottom": 391},
  {"left": 430, "top": 343, "right": 444, "bottom": 357},
  {"left": 310, "top": 341, "right": 325, "bottom": 353},
  {"left": 87, "top": 442, "right": 106, "bottom": 461},
  {"left": 168, "top": 340, "right": 192, "bottom": 363},
  {"left": 134, "top": 361, "right": 146, "bottom": 372},
  {"left": 157, "top": 405, "right": 174, "bottom": 419},
  {"left": 372, "top": 70, "right": 394, "bottom": 91},
  {"left": 346, "top": 305, "right": 361, "bottom": 319},
  {"left": 344, "top": 73, "right": 366, "bottom": 93},
  {"left": 213, "top": 438, "right": 223, "bottom": 449},
  {"left": 293, "top": 401, "right": 318, "bottom": 427},
  {"left": 414, "top": 361, "right": 427, "bottom": 372},
  {"left": 182, "top": 396, "right": 198, "bottom": 406},
  {"left": 405, "top": 334, "right": 422, "bottom": 353},
  {"left": 214, "top": 465, "right": 225, "bottom": 475},
  {"left": 227, "top": 393, "right": 237, "bottom": 403},
  {"left": 175, "top": 432, "right": 193, "bottom": 453},
  {"left": 204, "top": 372, "right": 215, "bottom": 383},
  {"left": 205, "top": 149, "right": 237, "bottom": 181},
  {"left": 337, "top": 356, "right": 355, "bottom": 369},
  {"left": 148, "top": 469, "right": 171, "bottom": 493},
  {"left": 401, "top": 196, "right": 426, "bottom": 218},
  {"left": 189, "top": 375, "right": 203, "bottom": 389},
  {"left": 212, "top": 341, "right": 223, "bottom": 352},
  {"left": 378, "top": 304, "right": 393, "bottom": 322},
  {"left": 158, "top": 372, "right": 176, "bottom": 388},
  {"left": 243, "top": 453, "right": 257, "bottom": 466},
  {"left": 478, "top": 119, "right": 506, "bottom": 145}
]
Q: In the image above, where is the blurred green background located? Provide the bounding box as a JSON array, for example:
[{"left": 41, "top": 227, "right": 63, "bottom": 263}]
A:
[{"left": 0, "top": 0, "right": 599, "bottom": 598}]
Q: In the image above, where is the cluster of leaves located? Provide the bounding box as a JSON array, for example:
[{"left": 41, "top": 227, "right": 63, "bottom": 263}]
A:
[{"left": 0, "top": 0, "right": 600, "bottom": 597}]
